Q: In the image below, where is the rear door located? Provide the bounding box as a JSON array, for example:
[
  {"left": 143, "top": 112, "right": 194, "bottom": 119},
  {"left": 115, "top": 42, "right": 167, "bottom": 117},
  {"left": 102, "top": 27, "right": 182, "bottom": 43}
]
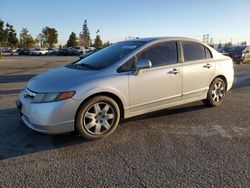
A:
[
  {"left": 243, "top": 47, "right": 250, "bottom": 64},
  {"left": 181, "top": 41, "right": 215, "bottom": 100}
]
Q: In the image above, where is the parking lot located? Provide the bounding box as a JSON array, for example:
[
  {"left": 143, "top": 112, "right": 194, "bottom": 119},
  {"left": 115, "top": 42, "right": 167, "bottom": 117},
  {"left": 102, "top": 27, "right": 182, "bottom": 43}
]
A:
[{"left": 0, "top": 56, "right": 250, "bottom": 187}]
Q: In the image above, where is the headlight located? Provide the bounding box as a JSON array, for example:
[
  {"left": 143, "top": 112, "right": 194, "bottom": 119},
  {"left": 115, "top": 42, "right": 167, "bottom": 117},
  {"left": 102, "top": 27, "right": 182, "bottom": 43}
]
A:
[{"left": 32, "top": 91, "right": 75, "bottom": 103}]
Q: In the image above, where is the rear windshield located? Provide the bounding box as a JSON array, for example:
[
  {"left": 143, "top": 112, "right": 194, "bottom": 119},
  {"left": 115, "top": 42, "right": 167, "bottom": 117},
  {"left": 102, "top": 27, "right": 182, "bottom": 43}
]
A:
[{"left": 75, "top": 41, "right": 146, "bottom": 69}]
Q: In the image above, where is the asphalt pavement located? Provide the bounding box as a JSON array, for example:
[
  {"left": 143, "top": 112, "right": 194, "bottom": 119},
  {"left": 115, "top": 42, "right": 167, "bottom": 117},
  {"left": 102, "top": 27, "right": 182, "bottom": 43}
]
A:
[{"left": 0, "top": 56, "right": 250, "bottom": 187}]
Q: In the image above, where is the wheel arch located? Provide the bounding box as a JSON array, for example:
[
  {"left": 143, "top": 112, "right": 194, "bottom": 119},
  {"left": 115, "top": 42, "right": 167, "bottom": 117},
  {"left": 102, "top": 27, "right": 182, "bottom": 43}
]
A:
[
  {"left": 74, "top": 92, "right": 125, "bottom": 130},
  {"left": 210, "top": 75, "right": 228, "bottom": 91}
]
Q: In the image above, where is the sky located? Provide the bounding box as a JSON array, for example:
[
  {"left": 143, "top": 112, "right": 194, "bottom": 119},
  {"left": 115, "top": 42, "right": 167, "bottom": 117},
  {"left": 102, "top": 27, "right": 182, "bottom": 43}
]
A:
[{"left": 0, "top": 0, "right": 250, "bottom": 45}]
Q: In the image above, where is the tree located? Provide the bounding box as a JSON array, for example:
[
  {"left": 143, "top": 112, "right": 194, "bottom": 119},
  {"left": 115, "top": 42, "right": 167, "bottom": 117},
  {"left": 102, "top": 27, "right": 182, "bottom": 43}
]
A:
[
  {"left": 79, "top": 20, "right": 91, "bottom": 48},
  {"left": 66, "top": 32, "right": 78, "bottom": 47},
  {"left": 19, "top": 28, "right": 35, "bottom": 48},
  {"left": 217, "top": 42, "right": 222, "bottom": 49},
  {"left": 5, "top": 23, "right": 18, "bottom": 55},
  {"left": 0, "top": 19, "right": 7, "bottom": 57},
  {"left": 224, "top": 42, "right": 232, "bottom": 47},
  {"left": 102, "top": 41, "right": 111, "bottom": 48},
  {"left": 241, "top": 41, "right": 247, "bottom": 45},
  {"left": 41, "top": 26, "right": 58, "bottom": 48},
  {"left": 93, "top": 34, "right": 102, "bottom": 49},
  {"left": 36, "top": 33, "right": 45, "bottom": 48},
  {"left": 0, "top": 19, "right": 7, "bottom": 46}
]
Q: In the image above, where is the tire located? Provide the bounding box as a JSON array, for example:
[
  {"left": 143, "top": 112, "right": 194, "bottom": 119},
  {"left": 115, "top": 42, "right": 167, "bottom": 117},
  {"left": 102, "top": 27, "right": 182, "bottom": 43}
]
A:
[
  {"left": 75, "top": 96, "right": 120, "bottom": 139},
  {"left": 203, "top": 78, "right": 226, "bottom": 107}
]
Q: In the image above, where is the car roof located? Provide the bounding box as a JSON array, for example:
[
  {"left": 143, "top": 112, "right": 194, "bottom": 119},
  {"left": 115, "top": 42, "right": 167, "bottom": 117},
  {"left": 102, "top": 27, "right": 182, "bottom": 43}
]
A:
[{"left": 128, "top": 37, "right": 202, "bottom": 43}]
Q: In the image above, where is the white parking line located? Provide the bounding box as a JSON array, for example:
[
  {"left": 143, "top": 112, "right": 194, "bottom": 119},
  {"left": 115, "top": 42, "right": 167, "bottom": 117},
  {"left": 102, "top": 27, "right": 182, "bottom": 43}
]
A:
[{"left": 212, "top": 125, "right": 232, "bottom": 138}]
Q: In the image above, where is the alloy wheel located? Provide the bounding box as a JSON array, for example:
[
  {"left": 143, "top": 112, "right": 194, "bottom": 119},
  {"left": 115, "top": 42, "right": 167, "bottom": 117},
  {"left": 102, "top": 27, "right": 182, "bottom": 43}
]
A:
[
  {"left": 211, "top": 80, "right": 225, "bottom": 103},
  {"left": 83, "top": 102, "right": 115, "bottom": 135}
]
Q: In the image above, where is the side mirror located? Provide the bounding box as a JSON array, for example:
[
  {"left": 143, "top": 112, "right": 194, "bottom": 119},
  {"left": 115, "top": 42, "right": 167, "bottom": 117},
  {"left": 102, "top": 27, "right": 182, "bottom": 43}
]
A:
[{"left": 134, "top": 59, "right": 152, "bottom": 75}]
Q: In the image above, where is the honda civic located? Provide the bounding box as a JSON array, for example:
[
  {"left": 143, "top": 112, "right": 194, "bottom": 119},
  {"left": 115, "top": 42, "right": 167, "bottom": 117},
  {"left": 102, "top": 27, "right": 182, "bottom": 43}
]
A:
[{"left": 16, "top": 37, "right": 234, "bottom": 139}]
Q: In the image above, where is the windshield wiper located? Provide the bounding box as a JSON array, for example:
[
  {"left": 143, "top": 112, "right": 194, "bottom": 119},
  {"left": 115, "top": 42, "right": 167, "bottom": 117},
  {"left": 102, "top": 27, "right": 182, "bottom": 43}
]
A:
[
  {"left": 77, "top": 63, "right": 106, "bottom": 70},
  {"left": 74, "top": 63, "right": 96, "bottom": 70},
  {"left": 66, "top": 63, "right": 104, "bottom": 70}
]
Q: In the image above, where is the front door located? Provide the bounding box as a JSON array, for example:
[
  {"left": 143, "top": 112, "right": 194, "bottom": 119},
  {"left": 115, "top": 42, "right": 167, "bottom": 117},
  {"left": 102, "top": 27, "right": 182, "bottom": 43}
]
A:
[{"left": 128, "top": 41, "right": 182, "bottom": 113}]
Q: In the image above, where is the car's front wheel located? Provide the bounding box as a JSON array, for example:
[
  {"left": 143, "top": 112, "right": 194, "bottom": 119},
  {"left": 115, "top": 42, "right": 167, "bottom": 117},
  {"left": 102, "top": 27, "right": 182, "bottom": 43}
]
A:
[
  {"left": 76, "top": 96, "right": 120, "bottom": 139},
  {"left": 203, "top": 78, "right": 226, "bottom": 107}
]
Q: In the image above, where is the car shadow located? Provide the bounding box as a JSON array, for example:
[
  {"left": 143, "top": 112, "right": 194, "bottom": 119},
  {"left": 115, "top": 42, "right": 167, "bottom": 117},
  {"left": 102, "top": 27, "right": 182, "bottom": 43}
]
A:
[
  {"left": 0, "top": 74, "right": 36, "bottom": 83},
  {"left": 0, "top": 103, "right": 207, "bottom": 160},
  {"left": 121, "top": 102, "right": 206, "bottom": 124},
  {"left": 0, "top": 108, "right": 90, "bottom": 160}
]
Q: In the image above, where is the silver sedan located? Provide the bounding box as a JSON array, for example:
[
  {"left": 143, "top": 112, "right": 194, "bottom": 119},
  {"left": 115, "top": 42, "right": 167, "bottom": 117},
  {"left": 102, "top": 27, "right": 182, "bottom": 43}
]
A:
[{"left": 17, "top": 37, "right": 234, "bottom": 139}]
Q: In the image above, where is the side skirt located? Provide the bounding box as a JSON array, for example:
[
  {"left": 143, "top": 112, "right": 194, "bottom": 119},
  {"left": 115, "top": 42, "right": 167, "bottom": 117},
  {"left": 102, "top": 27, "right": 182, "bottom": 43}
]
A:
[{"left": 124, "top": 94, "right": 207, "bottom": 119}]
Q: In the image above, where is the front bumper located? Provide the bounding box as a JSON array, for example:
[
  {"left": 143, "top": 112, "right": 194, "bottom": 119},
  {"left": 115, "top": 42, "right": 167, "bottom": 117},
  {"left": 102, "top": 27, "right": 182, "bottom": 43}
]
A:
[
  {"left": 17, "top": 89, "right": 79, "bottom": 134},
  {"left": 20, "top": 114, "right": 74, "bottom": 134}
]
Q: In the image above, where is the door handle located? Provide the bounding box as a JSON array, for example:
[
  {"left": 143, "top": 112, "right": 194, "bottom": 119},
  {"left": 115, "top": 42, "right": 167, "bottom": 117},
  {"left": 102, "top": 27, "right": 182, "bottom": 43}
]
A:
[
  {"left": 168, "top": 68, "right": 180, "bottom": 75},
  {"left": 203, "top": 63, "right": 212, "bottom": 69}
]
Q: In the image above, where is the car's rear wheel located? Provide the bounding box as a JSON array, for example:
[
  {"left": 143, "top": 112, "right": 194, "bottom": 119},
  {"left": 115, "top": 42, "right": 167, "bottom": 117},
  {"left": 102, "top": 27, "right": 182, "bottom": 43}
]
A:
[
  {"left": 76, "top": 96, "right": 120, "bottom": 139},
  {"left": 203, "top": 78, "right": 226, "bottom": 107}
]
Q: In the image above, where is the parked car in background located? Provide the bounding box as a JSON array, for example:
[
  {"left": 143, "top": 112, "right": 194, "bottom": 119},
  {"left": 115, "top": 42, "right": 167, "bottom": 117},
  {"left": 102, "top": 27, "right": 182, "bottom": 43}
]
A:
[
  {"left": 12, "top": 49, "right": 18, "bottom": 53},
  {"left": 79, "top": 49, "right": 99, "bottom": 60},
  {"left": 30, "top": 48, "right": 48, "bottom": 56},
  {"left": 242, "top": 46, "right": 250, "bottom": 64},
  {"left": 58, "top": 48, "right": 83, "bottom": 56},
  {"left": 79, "top": 52, "right": 94, "bottom": 60},
  {"left": 47, "top": 48, "right": 59, "bottom": 55},
  {"left": 17, "top": 37, "right": 234, "bottom": 139},
  {"left": 226, "top": 45, "right": 249, "bottom": 63},
  {"left": 1, "top": 48, "right": 19, "bottom": 55},
  {"left": 1, "top": 48, "right": 10, "bottom": 55},
  {"left": 18, "top": 48, "right": 32, "bottom": 56},
  {"left": 217, "top": 46, "right": 232, "bottom": 54},
  {"left": 74, "top": 47, "right": 85, "bottom": 54}
]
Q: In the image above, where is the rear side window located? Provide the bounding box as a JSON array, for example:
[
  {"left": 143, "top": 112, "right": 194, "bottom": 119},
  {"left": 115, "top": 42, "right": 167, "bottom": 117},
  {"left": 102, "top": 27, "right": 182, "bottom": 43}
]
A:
[
  {"left": 205, "top": 47, "right": 213, "bottom": 59},
  {"left": 137, "top": 41, "right": 178, "bottom": 67},
  {"left": 182, "top": 42, "right": 206, "bottom": 61}
]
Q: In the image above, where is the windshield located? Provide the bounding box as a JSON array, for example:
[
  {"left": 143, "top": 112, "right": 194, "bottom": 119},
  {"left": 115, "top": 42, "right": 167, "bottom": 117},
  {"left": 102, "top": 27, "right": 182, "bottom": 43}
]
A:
[
  {"left": 228, "top": 46, "right": 247, "bottom": 53},
  {"left": 75, "top": 41, "right": 146, "bottom": 69},
  {"left": 222, "top": 47, "right": 231, "bottom": 52}
]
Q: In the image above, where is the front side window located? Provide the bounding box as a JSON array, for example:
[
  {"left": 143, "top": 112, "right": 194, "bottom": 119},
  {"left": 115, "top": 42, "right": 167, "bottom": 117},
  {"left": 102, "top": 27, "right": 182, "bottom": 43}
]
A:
[
  {"left": 117, "top": 56, "right": 136, "bottom": 72},
  {"left": 137, "top": 41, "right": 178, "bottom": 67},
  {"left": 182, "top": 42, "right": 207, "bottom": 61}
]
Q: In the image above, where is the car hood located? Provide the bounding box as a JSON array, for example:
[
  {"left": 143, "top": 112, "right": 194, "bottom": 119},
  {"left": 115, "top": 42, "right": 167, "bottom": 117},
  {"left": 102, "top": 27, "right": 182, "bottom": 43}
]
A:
[
  {"left": 228, "top": 51, "right": 241, "bottom": 55},
  {"left": 27, "top": 66, "right": 99, "bottom": 92}
]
